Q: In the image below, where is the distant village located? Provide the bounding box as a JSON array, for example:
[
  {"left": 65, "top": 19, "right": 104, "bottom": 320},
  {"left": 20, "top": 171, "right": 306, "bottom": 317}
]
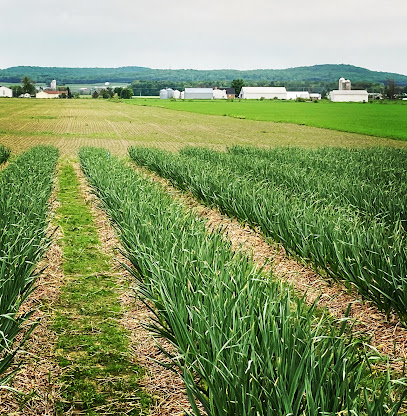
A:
[{"left": 0, "top": 77, "right": 401, "bottom": 102}]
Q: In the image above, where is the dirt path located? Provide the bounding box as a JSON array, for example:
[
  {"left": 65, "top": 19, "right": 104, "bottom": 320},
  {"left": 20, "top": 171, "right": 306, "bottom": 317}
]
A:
[
  {"left": 74, "top": 162, "right": 195, "bottom": 416},
  {"left": 132, "top": 164, "right": 407, "bottom": 374}
]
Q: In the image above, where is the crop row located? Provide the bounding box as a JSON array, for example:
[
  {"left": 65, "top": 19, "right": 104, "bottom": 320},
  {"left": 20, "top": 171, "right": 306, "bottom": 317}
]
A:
[
  {"left": 0, "top": 146, "right": 59, "bottom": 386},
  {"left": 0, "top": 144, "right": 11, "bottom": 165},
  {"left": 128, "top": 146, "right": 407, "bottom": 323},
  {"left": 80, "top": 147, "right": 404, "bottom": 415},
  {"left": 180, "top": 146, "right": 407, "bottom": 228}
]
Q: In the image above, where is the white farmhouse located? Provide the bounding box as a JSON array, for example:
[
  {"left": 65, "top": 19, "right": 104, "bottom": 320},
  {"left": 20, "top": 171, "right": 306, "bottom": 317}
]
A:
[
  {"left": 286, "top": 91, "right": 310, "bottom": 100},
  {"left": 184, "top": 88, "right": 213, "bottom": 99},
  {"left": 0, "top": 86, "right": 12, "bottom": 98},
  {"left": 239, "top": 87, "right": 287, "bottom": 99}
]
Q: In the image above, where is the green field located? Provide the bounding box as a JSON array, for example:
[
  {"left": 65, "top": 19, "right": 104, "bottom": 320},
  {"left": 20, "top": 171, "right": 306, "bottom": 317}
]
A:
[{"left": 128, "top": 99, "right": 407, "bottom": 141}]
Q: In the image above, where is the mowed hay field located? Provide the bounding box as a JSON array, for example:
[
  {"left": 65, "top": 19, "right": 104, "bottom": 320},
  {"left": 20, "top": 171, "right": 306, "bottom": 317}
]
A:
[{"left": 1, "top": 98, "right": 407, "bottom": 156}]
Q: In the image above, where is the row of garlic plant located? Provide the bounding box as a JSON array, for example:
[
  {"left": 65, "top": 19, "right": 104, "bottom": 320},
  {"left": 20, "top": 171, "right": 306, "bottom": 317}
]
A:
[
  {"left": 0, "top": 146, "right": 59, "bottom": 385},
  {"left": 80, "top": 146, "right": 404, "bottom": 416},
  {"left": 128, "top": 146, "right": 407, "bottom": 323},
  {"left": 180, "top": 146, "right": 407, "bottom": 229},
  {"left": 0, "top": 144, "right": 11, "bottom": 165}
]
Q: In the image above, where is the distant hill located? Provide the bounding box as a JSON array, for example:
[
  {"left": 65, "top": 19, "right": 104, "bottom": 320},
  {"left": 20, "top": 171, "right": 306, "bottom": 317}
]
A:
[{"left": 0, "top": 64, "right": 406, "bottom": 85}]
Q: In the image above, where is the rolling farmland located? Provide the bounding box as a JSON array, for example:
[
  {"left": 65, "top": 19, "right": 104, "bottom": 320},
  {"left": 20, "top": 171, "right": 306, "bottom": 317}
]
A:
[
  {"left": 1, "top": 99, "right": 407, "bottom": 156},
  {"left": 1, "top": 98, "right": 407, "bottom": 415}
]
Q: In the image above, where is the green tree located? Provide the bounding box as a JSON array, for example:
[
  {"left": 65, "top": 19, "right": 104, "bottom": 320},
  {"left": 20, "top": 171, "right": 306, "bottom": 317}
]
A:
[
  {"left": 231, "top": 79, "right": 245, "bottom": 96},
  {"left": 120, "top": 87, "right": 133, "bottom": 99},
  {"left": 92, "top": 90, "right": 99, "bottom": 99},
  {"left": 22, "top": 76, "right": 36, "bottom": 95},
  {"left": 114, "top": 87, "right": 123, "bottom": 96},
  {"left": 11, "top": 85, "right": 24, "bottom": 97},
  {"left": 385, "top": 79, "right": 396, "bottom": 99}
]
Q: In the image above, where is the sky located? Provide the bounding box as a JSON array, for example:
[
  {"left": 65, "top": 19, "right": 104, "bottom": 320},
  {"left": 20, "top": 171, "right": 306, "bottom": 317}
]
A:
[{"left": 1, "top": 0, "right": 406, "bottom": 75}]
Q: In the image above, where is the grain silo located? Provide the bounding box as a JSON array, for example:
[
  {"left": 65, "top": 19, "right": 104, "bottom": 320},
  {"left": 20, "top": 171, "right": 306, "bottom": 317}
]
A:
[{"left": 160, "top": 89, "right": 169, "bottom": 99}]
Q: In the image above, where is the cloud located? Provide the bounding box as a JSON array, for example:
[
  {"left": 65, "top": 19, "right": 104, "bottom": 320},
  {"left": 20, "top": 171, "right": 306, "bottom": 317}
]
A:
[{"left": 0, "top": 0, "right": 406, "bottom": 74}]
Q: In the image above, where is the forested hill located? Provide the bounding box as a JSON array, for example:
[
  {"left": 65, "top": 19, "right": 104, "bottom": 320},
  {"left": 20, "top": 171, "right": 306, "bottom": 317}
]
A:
[{"left": 1, "top": 64, "right": 407, "bottom": 85}]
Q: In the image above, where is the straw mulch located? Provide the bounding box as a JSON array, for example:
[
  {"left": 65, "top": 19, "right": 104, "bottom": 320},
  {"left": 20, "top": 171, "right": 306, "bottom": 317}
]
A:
[
  {"left": 74, "top": 163, "right": 196, "bottom": 416},
  {"left": 0, "top": 189, "right": 63, "bottom": 415}
]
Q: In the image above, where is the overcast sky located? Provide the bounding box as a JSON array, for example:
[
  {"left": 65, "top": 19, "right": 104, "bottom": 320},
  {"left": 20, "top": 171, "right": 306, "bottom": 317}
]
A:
[{"left": 1, "top": 0, "right": 406, "bottom": 75}]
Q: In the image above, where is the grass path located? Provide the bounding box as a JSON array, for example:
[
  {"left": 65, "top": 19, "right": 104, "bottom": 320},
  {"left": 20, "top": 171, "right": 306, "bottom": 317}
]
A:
[{"left": 53, "top": 161, "right": 151, "bottom": 415}]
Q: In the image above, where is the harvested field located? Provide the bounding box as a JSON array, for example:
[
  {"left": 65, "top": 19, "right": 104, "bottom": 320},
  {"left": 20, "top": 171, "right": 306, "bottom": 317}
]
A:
[{"left": 1, "top": 99, "right": 407, "bottom": 156}]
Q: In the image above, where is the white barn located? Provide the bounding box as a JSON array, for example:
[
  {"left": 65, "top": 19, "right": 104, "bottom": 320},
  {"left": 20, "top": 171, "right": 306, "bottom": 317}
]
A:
[
  {"left": 36, "top": 90, "right": 66, "bottom": 99},
  {"left": 286, "top": 91, "right": 310, "bottom": 100},
  {"left": 213, "top": 88, "right": 227, "bottom": 99},
  {"left": 329, "top": 90, "right": 368, "bottom": 102},
  {"left": 0, "top": 86, "right": 12, "bottom": 98},
  {"left": 184, "top": 88, "right": 213, "bottom": 99},
  {"left": 239, "top": 87, "right": 287, "bottom": 99}
]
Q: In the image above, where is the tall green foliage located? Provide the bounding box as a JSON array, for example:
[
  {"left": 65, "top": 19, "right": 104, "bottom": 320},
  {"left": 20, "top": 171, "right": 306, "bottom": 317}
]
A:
[
  {"left": 0, "top": 144, "right": 11, "bottom": 165},
  {"left": 80, "top": 147, "right": 405, "bottom": 415},
  {"left": 0, "top": 146, "right": 59, "bottom": 386},
  {"left": 128, "top": 146, "right": 407, "bottom": 323}
]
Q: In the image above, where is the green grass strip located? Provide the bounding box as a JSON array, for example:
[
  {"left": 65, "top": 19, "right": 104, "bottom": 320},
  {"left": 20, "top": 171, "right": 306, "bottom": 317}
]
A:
[{"left": 53, "top": 161, "right": 151, "bottom": 415}]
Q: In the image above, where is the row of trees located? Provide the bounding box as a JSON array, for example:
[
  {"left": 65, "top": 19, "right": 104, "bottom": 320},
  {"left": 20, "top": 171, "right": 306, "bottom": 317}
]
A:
[{"left": 91, "top": 87, "right": 133, "bottom": 99}]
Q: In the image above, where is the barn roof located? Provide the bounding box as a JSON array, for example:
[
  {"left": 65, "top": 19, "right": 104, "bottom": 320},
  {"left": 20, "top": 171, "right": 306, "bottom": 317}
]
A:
[
  {"left": 185, "top": 88, "right": 213, "bottom": 93},
  {"left": 43, "top": 90, "right": 67, "bottom": 94}
]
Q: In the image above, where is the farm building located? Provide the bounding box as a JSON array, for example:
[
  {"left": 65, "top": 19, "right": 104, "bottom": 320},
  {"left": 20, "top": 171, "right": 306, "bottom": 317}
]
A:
[
  {"left": 36, "top": 90, "right": 67, "bottom": 99},
  {"left": 0, "top": 86, "right": 12, "bottom": 98},
  {"left": 329, "top": 78, "right": 368, "bottom": 102},
  {"left": 239, "top": 87, "right": 287, "bottom": 99},
  {"left": 213, "top": 88, "right": 228, "bottom": 99},
  {"left": 310, "top": 93, "right": 322, "bottom": 100},
  {"left": 329, "top": 90, "right": 369, "bottom": 102},
  {"left": 286, "top": 91, "right": 310, "bottom": 100},
  {"left": 184, "top": 88, "right": 213, "bottom": 99},
  {"left": 160, "top": 88, "right": 176, "bottom": 99},
  {"left": 224, "top": 88, "right": 236, "bottom": 99}
]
